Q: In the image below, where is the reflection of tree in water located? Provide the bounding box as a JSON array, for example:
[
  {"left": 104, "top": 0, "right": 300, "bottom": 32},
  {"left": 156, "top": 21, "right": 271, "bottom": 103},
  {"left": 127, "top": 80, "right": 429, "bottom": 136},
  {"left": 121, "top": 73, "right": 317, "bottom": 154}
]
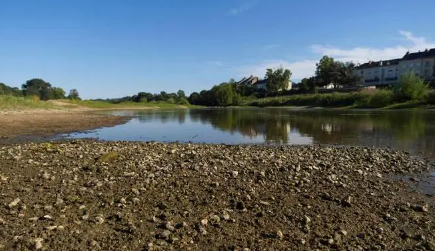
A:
[
  {"left": 190, "top": 109, "right": 292, "bottom": 144},
  {"left": 131, "top": 109, "right": 435, "bottom": 157},
  {"left": 136, "top": 110, "right": 188, "bottom": 124}
]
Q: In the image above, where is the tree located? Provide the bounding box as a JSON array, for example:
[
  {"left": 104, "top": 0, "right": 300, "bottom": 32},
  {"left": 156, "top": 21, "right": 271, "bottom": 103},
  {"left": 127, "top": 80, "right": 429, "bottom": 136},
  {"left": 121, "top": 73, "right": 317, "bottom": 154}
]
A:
[
  {"left": 188, "top": 92, "right": 200, "bottom": 105},
  {"left": 336, "top": 62, "right": 362, "bottom": 87},
  {"left": 68, "top": 89, "right": 80, "bottom": 100},
  {"left": 22, "top": 78, "right": 52, "bottom": 100},
  {"left": 160, "top": 91, "right": 169, "bottom": 101},
  {"left": 212, "top": 84, "right": 234, "bottom": 106},
  {"left": 315, "top": 56, "right": 361, "bottom": 88},
  {"left": 315, "top": 56, "right": 339, "bottom": 88},
  {"left": 265, "top": 67, "right": 292, "bottom": 93},
  {"left": 299, "top": 79, "right": 310, "bottom": 93},
  {"left": 51, "top": 87, "right": 66, "bottom": 99},
  {"left": 177, "top": 90, "right": 186, "bottom": 99}
]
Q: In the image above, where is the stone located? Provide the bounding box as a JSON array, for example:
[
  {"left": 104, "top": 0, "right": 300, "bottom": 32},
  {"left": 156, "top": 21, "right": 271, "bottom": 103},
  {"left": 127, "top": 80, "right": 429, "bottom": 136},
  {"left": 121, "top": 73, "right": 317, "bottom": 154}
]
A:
[
  {"left": 34, "top": 238, "right": 43, "bottom": 250},
  {"left": 8, "top": 198, "right": 20, "bottom": 208},
  {"left": 222, "top": 212, "right": 230, "bottom": 221},
  {"left": 200, "top": 218, "right": 208, "bottom": 226},
  {"left": 277, "top": 230, "right": 284, "bottom": 239},
  {"left": 158, "top": 230, "right": 171, "bottom": 240}
]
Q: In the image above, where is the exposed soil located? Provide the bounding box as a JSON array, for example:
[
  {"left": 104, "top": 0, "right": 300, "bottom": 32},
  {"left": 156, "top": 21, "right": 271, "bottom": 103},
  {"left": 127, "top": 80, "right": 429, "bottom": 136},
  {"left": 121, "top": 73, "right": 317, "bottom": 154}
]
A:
[
  {"left": 1, "top": 141, "right": 435, "bottom": 250},
  {"left": 0, "top": 111, "right": 130, "bottom": 143}
]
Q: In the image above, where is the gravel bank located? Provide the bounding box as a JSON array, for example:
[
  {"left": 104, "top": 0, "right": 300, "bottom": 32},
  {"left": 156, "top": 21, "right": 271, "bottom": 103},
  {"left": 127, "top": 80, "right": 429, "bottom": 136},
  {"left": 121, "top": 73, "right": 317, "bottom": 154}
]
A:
[{"left": 0, "top": 141, "right": 434, "bottom": 250}]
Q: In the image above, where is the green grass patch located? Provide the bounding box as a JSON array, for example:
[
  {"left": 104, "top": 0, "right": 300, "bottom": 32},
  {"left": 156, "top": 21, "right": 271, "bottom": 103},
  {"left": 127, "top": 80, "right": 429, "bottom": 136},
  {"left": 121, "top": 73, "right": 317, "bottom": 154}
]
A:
[
  {"left": 69, "top": 100, "right": 196, "bottom": 109},
  {"left": 0, "top": 95, "right": 56, "bottom": 110}
]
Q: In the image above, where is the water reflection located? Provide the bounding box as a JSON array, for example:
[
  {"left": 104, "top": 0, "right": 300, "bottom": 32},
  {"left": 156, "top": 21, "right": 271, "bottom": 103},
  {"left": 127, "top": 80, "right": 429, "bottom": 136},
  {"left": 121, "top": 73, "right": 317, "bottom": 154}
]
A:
[{"left": 79, "top": 108, "right": 435, "bottom": 158}]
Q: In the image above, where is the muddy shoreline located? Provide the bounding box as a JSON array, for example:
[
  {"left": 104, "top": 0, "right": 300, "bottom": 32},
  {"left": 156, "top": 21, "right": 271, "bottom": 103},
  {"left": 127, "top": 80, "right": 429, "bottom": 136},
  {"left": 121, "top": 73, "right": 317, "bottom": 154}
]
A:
[
  {"left": 0, "top": 111, "right": 130, "bottom": 144},
  {"left": 1, "top": 141, "right": 435, "bottom": 250}
]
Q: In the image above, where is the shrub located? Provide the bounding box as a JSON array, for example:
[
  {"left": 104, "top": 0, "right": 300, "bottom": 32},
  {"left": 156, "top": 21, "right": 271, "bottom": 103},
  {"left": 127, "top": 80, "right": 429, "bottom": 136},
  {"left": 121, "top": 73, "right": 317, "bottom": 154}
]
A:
[
  {"left": 177, "top": 97, "right": 190, "bottom": 106},
  {"left": 392, "top": 72, "right": 429, "bottom": 102},
  {"left": 427, "top": 90, "right": 435, "bottom": 105},
  {"left": 369, "top": 90, "right": 392, "bottom": 108},
  {"left": 166, "top": 98, "right": 175, "bottom": 104}
]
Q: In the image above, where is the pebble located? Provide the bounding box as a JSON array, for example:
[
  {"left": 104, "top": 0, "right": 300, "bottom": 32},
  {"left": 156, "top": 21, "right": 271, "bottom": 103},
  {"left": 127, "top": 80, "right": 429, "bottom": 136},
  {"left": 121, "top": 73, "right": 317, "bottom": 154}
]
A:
[
  {"left": 277, "top": 230, "right": 283, "bottom": 239},
  {"left": 158, "top": 230, "right": 171, "bottom": 240},
  {"left": 200, "top": 218, "right": 208, "bottom": 226},
  {"left": 8, "top": 198, "right": 21, "bottom": 208},
  {"left": 34, "top": 238, "right": 43, "bottom": 250}
]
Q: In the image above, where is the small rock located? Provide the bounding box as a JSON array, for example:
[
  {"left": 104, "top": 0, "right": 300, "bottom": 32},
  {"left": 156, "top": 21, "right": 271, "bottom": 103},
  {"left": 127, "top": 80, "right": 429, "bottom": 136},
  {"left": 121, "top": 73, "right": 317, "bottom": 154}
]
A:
[
  {"left": 277, "top": 230, "right": 284, "bottom": 239},
  {"left": 222, "top": 212, "right": 230, "bottom": 221},
  {"left": 131, "top": 188, "right": 140, "bottom": 195},
  {"left": 119, "top": 198, "right": 127, "bottom": 204},
  {"left": 95, "top": 215, "right": 105, "bottom": 224},
  {"left": 413, "top": 204, "right": 429, "bottom": 212},
  {"left": 338, "top": 229, "right": 348, "bottom": 236},
  {"left": 165, "top": 221, "right": 175, "bottom": 231},
  {"left": 158, "top": 230, "right": 171, "bottom": 240},
  {"left": 45, "top": 226, "right": 58, "bottom": 231},
  {"left": 43, "top": 215, "right": 52, "bottom": 220},
  {"left": 232, "top": 171, "right": 239, "bottom": 178},
  {"left": 209, "top": 215, "right": 220, "bottom": 225},
  {"left": 341, "top": 196, "right": 352, "bottom": 207},
  {"left": 8, "top": 198, "right": 20, "bottom": 208},
  {"left": 34, "top": 238, "right": 43, "bottom": 250},
  {"left": 303, "top": 215, "right": 311, "bottom": 224},
  {"left": 200, "top": 218, "right": 208, "bottom": 226},
  {"left": 0, "top": 218, "right": 4, "bottom": 224}
]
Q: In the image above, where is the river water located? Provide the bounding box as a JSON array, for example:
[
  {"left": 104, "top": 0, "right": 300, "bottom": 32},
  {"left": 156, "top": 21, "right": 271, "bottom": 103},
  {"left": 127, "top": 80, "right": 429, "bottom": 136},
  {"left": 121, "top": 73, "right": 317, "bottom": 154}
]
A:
[{"left": 68, "top": 108, "right": 435, "bottom": 159}]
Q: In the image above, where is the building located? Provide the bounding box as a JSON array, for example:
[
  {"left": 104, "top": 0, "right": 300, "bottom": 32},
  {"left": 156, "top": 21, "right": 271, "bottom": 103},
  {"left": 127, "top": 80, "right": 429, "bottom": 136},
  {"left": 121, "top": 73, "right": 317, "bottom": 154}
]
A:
[
  {"left": 237, "top": 76, "right": 292, "bottom": 92},
  {"left": 355, "top": 48, "right": 435, "bottom": 87}
]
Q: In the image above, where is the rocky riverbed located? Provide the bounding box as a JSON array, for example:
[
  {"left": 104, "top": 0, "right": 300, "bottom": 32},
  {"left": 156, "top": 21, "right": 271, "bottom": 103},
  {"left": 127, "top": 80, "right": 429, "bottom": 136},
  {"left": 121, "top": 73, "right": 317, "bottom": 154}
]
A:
[{"left": 0, "top": 141, "right": 434, "bottom": 250}]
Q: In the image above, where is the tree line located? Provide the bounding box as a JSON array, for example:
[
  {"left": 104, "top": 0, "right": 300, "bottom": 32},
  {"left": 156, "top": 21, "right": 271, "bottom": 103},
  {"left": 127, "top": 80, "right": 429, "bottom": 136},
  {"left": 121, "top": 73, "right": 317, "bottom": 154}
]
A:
[
  {"left": 298, "top": 56, "right": 361, "bottom": 93},
  {"left": 1, "top": 55, "right": 365, "bottom": 106},
  {"left": 0, "top": 78, "right": 80, "bottom": 100}
]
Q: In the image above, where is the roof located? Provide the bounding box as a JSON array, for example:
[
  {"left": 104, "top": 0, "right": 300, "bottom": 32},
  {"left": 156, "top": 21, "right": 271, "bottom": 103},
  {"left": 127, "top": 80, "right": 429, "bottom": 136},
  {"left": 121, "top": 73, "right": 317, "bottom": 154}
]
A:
[
  {"left": 356, "top": 47, "right": 435, "bottom": 70},
  {"left": 237, "top": 75, "right": 258, "bottom": 85},
  {"left": 356, "top": 59, "right": 401, "bottom": 69},
  {"left": 402, "top": 48, "right": 435, "bottom": 60}
]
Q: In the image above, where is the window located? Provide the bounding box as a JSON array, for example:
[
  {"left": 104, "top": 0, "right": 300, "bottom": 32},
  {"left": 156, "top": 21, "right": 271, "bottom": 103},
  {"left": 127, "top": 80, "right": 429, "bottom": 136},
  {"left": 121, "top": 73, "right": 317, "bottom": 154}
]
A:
[
  {"left": 361, "top": 71, "right": 364, "bottom": 75},
  {"left": 425, "top": 70, "right": 430, "bottom": 76},
  {"left": 426, "top": 61, "right": 431, "bottom": 67}
]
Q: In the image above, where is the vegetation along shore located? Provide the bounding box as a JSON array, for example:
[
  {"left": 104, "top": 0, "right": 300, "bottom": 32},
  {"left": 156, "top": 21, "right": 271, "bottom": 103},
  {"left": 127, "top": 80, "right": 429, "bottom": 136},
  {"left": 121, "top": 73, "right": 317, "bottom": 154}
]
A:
[{"left": 0, "top": 141, "right": 434, "bottom": 250}]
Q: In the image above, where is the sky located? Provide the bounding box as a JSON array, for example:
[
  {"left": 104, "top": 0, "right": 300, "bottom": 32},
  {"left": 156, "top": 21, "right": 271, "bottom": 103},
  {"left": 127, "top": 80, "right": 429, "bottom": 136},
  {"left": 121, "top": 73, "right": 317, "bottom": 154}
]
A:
[{"left": 1, "top": 0, "right": 435, "bottom": 99}]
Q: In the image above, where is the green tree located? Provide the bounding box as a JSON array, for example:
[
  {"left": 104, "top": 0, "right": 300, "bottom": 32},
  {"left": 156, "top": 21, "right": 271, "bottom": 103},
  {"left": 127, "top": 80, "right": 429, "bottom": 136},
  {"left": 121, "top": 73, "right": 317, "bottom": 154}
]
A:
[
  {"left": 392, "top": 72, "right": 429, "bottom": 102},
  {"left": 51, "top": 87, "right": 66, "bottom": 99},
  {"left": 336, "top": 61, "right": 362, "bottom": 87},
  {"left": 177, "top": 90, "right": 186, "bottom": 99},
  {"left": 212, "top": 84, "right": 234, "bottom": 106},
  {"left": 68, "top": 89, "right": 80, "bottom": 100},
  {"left": 160, "top": 91, "right": 169, "bottom": 101},
  {"left": 22, "top": 78, "right": 52, "bottom": 100},
  {"left": 299, "top": 79, "right": 310, "bottom": 93},
  {"left": 315, "top": 56, "right": 339, "bottom": 88},
  {"left": 188, "top": 92, "right": 200, "bottom": 105},
  {"left": 265, "top": 67, "right": 292, "bottom": 93}
]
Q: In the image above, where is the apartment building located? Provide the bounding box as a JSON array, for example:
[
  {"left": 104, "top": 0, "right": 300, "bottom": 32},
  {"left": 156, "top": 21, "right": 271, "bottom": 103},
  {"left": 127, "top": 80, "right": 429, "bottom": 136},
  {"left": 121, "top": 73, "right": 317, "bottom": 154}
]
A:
[{"left": 355, "top": 48, "right": 435, "bottom": 86}]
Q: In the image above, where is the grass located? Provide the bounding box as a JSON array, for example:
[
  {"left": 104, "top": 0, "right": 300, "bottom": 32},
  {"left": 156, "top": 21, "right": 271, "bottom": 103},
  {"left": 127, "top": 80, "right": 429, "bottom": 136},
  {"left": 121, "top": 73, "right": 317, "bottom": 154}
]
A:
[
  {"left": 68, "top": 100, "right": 198, "bottom": 109},
  {"left": 246, "top": 90, "right": 434, "bottom": 109},
  {"left": 0, "top": 95, "right": 201, "bottom": 112},
  {"left": 0, "top": 95, "right": 56, "bottom": 110}
]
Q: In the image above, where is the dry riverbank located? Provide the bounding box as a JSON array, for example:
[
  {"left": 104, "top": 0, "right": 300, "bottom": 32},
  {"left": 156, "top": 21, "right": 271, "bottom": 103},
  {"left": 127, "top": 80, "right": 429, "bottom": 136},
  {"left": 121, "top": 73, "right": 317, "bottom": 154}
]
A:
[
  {"left": 0, "top": 141, "right": 434, "bottom": 250},
  {"left": 0, "top": 110, "right": 129, "bottom": 141}
]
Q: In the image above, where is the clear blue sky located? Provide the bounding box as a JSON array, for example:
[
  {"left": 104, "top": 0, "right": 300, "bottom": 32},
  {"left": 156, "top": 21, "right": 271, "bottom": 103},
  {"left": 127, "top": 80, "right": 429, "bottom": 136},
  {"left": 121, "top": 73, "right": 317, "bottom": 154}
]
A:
[{"left": 1, "top": 0, "right": 435, "bottom": 99}]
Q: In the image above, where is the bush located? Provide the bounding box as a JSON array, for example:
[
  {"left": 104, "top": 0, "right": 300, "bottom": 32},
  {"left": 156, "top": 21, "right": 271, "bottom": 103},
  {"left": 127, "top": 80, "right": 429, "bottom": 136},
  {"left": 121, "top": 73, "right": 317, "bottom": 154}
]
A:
[
  {"left": 427, "top": 90, "right": 435, "bottom": 105},
  {"left": 166, "top": 98, "right": 175, "bottom": 104},
  {"left": 369, "top": 90, "right": 392, "bottom": 108},
  {"left": 177, "top": 97, "right": 190, "bottom": 106},
  {"left": 392, "top": 72, "right": 429, "bottom": 102}
]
